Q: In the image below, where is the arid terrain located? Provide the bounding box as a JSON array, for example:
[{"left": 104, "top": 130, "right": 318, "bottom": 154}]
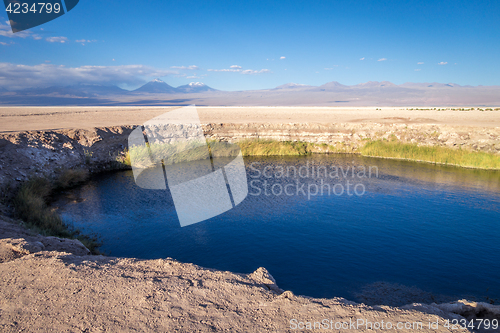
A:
[
  {"left": 1, "top": 106, "right": 499, "bottom": 132},
  {"left": 1, "top": 106, "right": 499, "bottom": 332}
]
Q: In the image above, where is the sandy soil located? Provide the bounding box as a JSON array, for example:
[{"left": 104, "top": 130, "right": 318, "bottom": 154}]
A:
[
  {"left": 0, "top": 220, "right": 478, "bottom": 333},
  {"left": 0, "top": 106, "right": 499, "bottom": 133}
]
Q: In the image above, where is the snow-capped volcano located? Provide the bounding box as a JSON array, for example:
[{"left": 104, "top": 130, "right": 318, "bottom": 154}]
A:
[
  {"left": 188, "top": 82, "right": 205, "bottom": 87},
  {"left": 177, "top": 82, "right": 217, "bottom": 93},
  {"left": 133, "top": 79, "right": 178, "bottom": 93},
  {"left": 133, "top": 80, "right": 217, "bottom": 93}
]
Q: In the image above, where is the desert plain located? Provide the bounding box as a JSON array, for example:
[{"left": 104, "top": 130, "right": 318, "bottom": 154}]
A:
[{"left": 0, "top": 106, "right": 499, "bottom": 132}]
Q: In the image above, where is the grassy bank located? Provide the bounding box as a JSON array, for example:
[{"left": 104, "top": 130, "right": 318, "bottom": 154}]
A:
[
  {"left": 239, "top": 139, "right": 500, "bottom": 169},
  {"left": 122, "top": 140, "right": 336, "bottom": 166},
  {"left": 120, "top": 138, "right": 500, "bottom": 170},
  {"left": 123, "top": 139, "right": 351, "bottom": 164},
  {"left": 238, "top": 140, "right": 316, "bottom": 156},
  {"left": 360, "top": 140, "right": 500, "bottom": 170},
  {"left": 12, "top": 169, "right": 100, "bottom": 253}
]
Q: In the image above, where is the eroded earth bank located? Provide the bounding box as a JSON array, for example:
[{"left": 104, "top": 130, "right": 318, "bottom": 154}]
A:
[{"left": 1, "top": 120, "right": 500, "bottom": 332}]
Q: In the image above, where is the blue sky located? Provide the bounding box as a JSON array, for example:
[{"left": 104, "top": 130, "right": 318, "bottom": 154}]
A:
[{"left": 0, "top": 0, "right": 499, "bottom": 91}]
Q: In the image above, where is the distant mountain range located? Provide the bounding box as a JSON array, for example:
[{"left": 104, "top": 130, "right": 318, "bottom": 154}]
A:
[
  {"left": 17, "top": 84, "right": 130, "bottom": 97},
  {"left": 132, "top": 78, "right": 179, "bottom": 94},
  {"left": 1, "top": 79, "right": 499, "bottom": 106},
  {"left": 0, "top": 79, "right": 218, "bottom": 97},
  {"left": 176, "top": 82, "right": 218, "bottom": 93}
]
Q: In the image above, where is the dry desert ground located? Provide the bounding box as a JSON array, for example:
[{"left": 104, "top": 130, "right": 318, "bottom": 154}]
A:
[{"left": 0, "top": 106, "right": 499, "bottom": 132}]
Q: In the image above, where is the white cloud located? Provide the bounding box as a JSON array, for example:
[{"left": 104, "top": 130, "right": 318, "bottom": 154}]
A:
[
  {"left": 170, "top": 65, "right": 199, "bottom": 70},
  {"left": 46, "top": 36, "right": 68, "bottom": 43},
  {"left": 417, "top": 62, "right": 424, "bottom": 65},
  {"left": 0, "top": 20, "right": 41, "bottom": 39},
  {"left": 280, "top": 56, "right": 286, "bottom": 60},
  {"left": 230, "top": 65, "right": 242, "bottom": 69},
  {"left": 241, "top": 69, "right": 271, "bottom": 75},
  {"left": 414, "top": 69, "right": 421, "bottom": 71},
  {"left": 207, "top": 67, "right": 271, "bottom": 75},
  {"left": 186, "top": 76, "right": 201, "bottom": 79},
  {"left": 207, "top": 68, "right": 241, "bottom": 72},
  {"left": 76, "top": 39, "right": 97, "bottom": 45},
  {"left": 438, "top": 62, "right": 448, "bottom": 65},
  {"left": 0, "top": 41, "right": 8, "bottom": 45},
  {"left": 360, "top": 57, "right": 365, "bottom": 60},
  {"left": 324, "top": 65, "right": 338, "bottom": 70},
  {"left": 377, "top": 58, "right": 387, "bottom": 62},
  {"left": 0, "top": 62, "right": 177, "bottom": 90},
  {"left": 0, "top": 18, "right": 68, "bottom": 43}
]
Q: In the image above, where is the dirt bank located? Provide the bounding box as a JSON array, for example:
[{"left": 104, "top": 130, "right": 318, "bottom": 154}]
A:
[{"left": 2, "top": 225, "right": 500, "bottom": 333}]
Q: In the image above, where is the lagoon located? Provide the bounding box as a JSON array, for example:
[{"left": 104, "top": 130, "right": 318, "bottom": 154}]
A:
[{"left": 55, "top": 155, "right": 500, "bottom": 305}]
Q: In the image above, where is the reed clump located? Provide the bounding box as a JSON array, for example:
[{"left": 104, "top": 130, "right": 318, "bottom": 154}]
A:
[
  {"left": 238, "top": 140, "right": 313, "bottom": 156},
  {"left": 360, "top": 140, "right": 500, "bottom": 170},
  {"left": 12, "top": 169, "right": 100, "bottom": 253},
  {"left": 122, "top": 139, "right": 311, "bottom": 165},
  {"left": 119, "top": 138, "right": 500, "bottom": 170}
]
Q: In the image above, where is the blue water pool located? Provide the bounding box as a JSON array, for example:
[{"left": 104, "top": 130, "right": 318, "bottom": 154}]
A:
[{"left": 54, "top": 155, "right": 500, "bottom": 304}]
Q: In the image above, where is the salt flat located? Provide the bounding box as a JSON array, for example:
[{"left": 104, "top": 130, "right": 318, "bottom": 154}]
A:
[{"left": 0, "top": 106, "right": 499, "bottom": 133}]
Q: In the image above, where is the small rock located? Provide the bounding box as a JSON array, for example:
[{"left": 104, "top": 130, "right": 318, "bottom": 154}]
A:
[
  {"left": 3, "top": 239, "right": 45, "bottom": 254},
  {"left": 249, "top": 267, "right": 284, "bottom": 294},
  {"left": 42, "top": 236, "right": 91, "bottom": 256},
  {"left": 279, "top": 290, "right": 294, "bottom": 299}
]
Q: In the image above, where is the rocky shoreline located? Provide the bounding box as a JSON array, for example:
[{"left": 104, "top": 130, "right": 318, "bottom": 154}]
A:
[{"left": 1, "top": 123, "right": 500, "bottom": 332}]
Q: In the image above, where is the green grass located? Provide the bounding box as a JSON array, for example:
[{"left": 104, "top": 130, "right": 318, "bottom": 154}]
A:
[
  {"left": 122, "top": 140, "right": 322, "bottom": 166},
  {"left": 119, "top": 138, "right": 500, "bottom": 170},
  {"left": 54, "top": 168, "right": 90, "bottom": 188},
  {"left": 12, "top": 169, "right": 101, "bottom": 254},
  {"left": 123, "top": 140, "right": 243, "bottom": 168},
  {"left": 238, "top": 139, "right": 357, "bottom": 155},
  {"left": 238, "top": 140, "right": 313, "bottom": 156},
  {"left": 360, "top": 140, "right": 500, "bottom": 170},
  {"left": 125, "top": 141, "right": 212, "bottom": 167}
]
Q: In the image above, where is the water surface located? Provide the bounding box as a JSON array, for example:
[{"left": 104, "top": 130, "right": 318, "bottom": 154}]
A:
[{"left": 55, "top": 155, "right": 500, "bottom": 304}]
